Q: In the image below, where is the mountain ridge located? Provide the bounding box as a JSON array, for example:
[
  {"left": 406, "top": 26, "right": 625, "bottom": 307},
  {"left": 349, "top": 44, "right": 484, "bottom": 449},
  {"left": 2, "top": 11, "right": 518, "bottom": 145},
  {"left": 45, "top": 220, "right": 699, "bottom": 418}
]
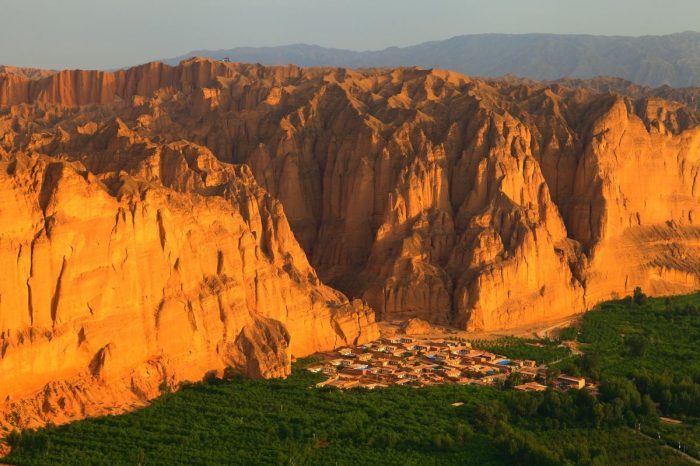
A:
[{"left": 164, "top": 32, "right": 700, "bottom": 87}]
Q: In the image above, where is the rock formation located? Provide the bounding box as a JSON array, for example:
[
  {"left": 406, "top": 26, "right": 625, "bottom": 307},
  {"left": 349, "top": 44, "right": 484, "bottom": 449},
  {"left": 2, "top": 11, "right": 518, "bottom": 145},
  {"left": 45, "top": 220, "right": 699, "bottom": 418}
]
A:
[
  {"left": 1, "top": 58, "right": 700, "bottom": 427},
  {"left": 399, "top": 318, "right": 434, "bottom": 336},
  {"left": 0, "top": 87, "right": 378, "bottom": 429},
  {"left": 536, "top": 76, "right": 700, "bottom": 114}
]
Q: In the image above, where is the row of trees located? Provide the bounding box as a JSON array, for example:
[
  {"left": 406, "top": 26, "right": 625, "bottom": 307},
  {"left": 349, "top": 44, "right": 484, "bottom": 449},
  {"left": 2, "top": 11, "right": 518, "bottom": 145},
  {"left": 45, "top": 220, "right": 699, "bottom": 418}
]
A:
[
  {"left": 6, "top": 289, "right": 700, "bottom": 465},
  {"left": 633, "top": 371, "right": 700, "bottom": 417}
]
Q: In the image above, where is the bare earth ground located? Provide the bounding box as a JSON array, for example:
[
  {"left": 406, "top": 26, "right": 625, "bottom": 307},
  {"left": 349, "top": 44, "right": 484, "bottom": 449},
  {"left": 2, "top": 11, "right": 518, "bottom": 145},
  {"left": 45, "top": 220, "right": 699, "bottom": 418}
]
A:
[{"left": 379, "top": 313, "right": 584, "bottom": 341}]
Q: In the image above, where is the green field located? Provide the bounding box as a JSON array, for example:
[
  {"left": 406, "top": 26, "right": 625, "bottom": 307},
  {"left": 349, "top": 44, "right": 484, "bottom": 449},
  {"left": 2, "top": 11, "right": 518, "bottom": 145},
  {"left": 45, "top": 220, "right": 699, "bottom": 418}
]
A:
[
  {"left": 557, "top": 290, "right": 700, "bottom": 460},
  {"left": 574, "top": 292, "right": 700, "bottom": 378},
  {"left": 4, "top": 290, "right": 700, "bottom": 465},
  {"left": 471, "top": 336, "right": 572, "bottom": 363}
]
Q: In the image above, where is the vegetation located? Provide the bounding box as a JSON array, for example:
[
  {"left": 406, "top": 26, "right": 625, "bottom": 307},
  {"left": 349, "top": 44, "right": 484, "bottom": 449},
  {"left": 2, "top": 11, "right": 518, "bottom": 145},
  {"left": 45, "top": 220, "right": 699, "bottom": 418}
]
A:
[
  {"left": 5, "top": 291, "right": 700, "bottom": 465},
  {"left": 557, "top": 326, "right": 579, "bottom": 342},
  {"left": 562, "top": 291, "right": 700, "bottom": 460},
  {"left": 536, "top": 428, "right": 691, "bottom": 466},
  {"left": 471, "top": 336, "right": 571, "bottom": 364},
  {"left": 3, "top": 369, "right": 684, "bottom": 466},
  {"left": 574, "top": 292, "right": 700, "bottom": 378}
]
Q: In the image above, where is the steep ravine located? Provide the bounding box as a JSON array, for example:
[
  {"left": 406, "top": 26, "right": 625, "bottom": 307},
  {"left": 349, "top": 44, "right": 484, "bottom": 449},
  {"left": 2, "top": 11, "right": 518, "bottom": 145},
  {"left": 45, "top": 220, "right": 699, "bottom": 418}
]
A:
[
  {"left": 1, "top": 59, "right": 700, "bottom": 427},
  {"left": 0, "top": 130, "right": 378, "bottom": 429}
]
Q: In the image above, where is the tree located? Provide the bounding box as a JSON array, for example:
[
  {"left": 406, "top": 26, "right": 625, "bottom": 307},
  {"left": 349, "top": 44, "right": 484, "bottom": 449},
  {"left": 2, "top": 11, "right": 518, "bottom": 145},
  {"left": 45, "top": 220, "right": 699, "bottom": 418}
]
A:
[
  {"left": 633, "top": 287, "right": 647, "bottom": 306},
  {"left": 6, "top": 430, "right": 21, "bottom": 449},
  {"left": 504, "top": 372, "right": 523, "bottom": 389},
  {"left": 600, "top": 377, "right": 642, "bottom": 419},
  {"left": 545, "top": 367, "right": 561, "bottom": 384},
  {"left": 558, "top": 327, "right": 578, "bottom": 342},
  {"left": 472, "top": 403, "right": 508, "bottom": 434},
  {"left": 158, "top": 381, "right": 170, "bottom": 394},
  {"left": 454, "top": 422, "right": 473, "bottom": 444},
  {"left": 641, "top": 394, "right": 657, "bottom": 417},
  {"left": 579, "top": 353, "right": 601, "bottom": 380},
  {"left": 624, "top": 334, "right": 649, "bottom": 356},
  {"left": 203, "top": 370, "right": 219, "bottom": 385},
  {"left": 574, "top": 388, "right": 599, "bottom": 424},
  {"left": 131, "top": 448, "right": 146, "bottom": 466},
  {"left": 223, "top": 367, "right": 238, "bottom": 380}
]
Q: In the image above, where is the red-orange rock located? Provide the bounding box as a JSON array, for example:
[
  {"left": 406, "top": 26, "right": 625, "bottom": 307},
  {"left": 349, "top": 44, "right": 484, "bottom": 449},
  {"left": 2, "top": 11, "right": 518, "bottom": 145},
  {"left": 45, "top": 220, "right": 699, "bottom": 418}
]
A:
[
  {"left": 0, "top": 140, "right": 378, "bottom": 429},
  {"left": 1, "top": 58, "right": 700, "bottom": 427},
  {"left": 399, "top": 318, "right": 434, "bottom": 335}
]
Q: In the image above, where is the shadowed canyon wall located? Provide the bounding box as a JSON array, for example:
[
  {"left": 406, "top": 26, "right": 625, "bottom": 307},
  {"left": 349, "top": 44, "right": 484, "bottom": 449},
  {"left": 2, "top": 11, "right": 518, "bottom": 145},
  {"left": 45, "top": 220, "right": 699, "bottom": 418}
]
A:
[
  {"left": 1, "top": 59, "right": 700, "bottom": 426},
  {"left": 0, "top": 61, "right": 382, "bottom": 428}
]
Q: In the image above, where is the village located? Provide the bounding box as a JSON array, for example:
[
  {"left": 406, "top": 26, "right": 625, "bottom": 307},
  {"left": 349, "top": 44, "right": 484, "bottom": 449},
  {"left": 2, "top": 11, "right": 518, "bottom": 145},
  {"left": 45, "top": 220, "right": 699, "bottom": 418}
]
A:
[{"left": 307, "top": 336, "right": 596, "bottom": 393}]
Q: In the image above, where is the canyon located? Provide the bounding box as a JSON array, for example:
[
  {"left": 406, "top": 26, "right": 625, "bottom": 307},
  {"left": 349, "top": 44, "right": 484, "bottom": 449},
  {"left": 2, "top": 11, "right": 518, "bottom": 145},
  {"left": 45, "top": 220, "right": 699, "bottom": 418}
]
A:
[{"left": 1, "top": 58, "right": 700, "bottom": 428}]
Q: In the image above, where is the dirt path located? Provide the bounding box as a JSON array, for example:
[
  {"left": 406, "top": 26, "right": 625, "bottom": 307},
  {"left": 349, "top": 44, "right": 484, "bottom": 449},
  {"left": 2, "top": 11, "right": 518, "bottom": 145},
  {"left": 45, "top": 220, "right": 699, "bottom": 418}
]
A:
[
  {"left": 533, "top": 316, "right": 582, "bottom": 340},
  {"left": 379, "top": 313, "right": 584, "bottom": 342}
]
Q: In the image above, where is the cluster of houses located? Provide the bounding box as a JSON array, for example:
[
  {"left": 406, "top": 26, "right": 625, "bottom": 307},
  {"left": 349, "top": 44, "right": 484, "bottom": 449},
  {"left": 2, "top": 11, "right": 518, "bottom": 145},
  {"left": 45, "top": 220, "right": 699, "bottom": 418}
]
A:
[{"left": 308, "top": 337, "right": 593, "bottom": 393}]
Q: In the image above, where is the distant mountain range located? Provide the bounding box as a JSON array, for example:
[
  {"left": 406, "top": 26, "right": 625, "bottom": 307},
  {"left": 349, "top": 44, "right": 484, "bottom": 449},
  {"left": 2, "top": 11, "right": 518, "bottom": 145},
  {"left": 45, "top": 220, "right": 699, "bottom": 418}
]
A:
[{"left": 165, "top": 32, "right": 700, "bottom": 87}]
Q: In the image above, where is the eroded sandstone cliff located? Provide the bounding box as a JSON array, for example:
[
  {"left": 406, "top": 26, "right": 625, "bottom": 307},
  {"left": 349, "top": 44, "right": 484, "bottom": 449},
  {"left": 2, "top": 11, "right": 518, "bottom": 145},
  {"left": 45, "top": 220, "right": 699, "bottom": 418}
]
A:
[
  {"left": 0, "top": 110, "right": 377, "bottom": 429},
  {"left": 1, "top": 58, "right": 700, "bottom": 427}
]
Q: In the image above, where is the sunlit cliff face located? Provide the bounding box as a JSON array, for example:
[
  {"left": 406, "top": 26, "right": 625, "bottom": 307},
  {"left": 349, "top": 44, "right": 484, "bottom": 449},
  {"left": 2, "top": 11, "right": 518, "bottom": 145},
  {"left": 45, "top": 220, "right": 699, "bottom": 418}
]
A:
[{"left": 1, "top": 58, "right": 700, "bottom": 427}]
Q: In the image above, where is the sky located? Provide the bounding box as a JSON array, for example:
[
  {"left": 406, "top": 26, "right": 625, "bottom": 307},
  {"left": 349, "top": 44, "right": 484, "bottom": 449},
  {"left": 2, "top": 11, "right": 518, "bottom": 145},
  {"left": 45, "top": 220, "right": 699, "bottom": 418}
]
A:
[{"left": 1, "top": 0, "right": 699, "bottom": 70}]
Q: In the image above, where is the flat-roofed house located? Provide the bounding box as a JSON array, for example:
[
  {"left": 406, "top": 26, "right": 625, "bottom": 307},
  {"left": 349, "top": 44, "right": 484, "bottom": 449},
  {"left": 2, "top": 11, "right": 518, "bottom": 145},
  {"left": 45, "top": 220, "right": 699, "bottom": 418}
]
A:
[
  {"left": 514, "top": 382, "right": 548, "bottom": 392},
  {"left": 557, "top": 376, "right": 585, "bottom": 390},
  {"left": 443, "top": 356, "right": 461, "bottom": 365},
  {"left": 328, "top": 378, "right": 360, "bottom": 389},
  {"left": 514, "top": 367, "right": 538, "bottom": 379},
  {"left": 396, "top": 378, "right": 416, "bottom": 386},
  {"left": 341, "top": 366, "right": 369, "bottom": 376},
  {"left": 441, "top": 368, "right": 462, "bottom": 379},
  {"left": 359, "top": 382, "right": 389, "bottom": 390},
  {"left": 478, "top": 352, "right": 498, "bottom": 362}
]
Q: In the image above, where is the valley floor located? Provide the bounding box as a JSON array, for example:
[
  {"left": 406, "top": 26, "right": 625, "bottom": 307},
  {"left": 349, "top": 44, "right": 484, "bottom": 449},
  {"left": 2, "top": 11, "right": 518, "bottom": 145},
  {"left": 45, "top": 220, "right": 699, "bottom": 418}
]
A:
[
  {"left": 379, "top": 313, "right": 583, "bottom": 341},
  {"left": 3, "top": 291, "right": 700, "bottom": 465}
]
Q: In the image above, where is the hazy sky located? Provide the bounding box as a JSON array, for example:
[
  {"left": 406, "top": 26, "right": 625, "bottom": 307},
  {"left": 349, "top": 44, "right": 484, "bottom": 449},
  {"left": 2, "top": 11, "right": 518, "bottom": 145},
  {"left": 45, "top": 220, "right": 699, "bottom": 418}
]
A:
[{"left": 2, "top": 0, "right": 699, "bottom": 69}]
